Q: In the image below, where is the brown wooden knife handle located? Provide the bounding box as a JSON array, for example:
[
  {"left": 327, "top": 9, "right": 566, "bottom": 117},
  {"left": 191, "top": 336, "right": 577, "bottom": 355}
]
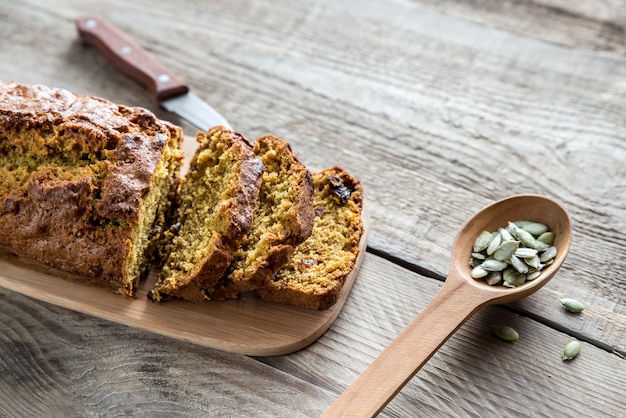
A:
[{"left": 76, "top": 15, "right": 189, "bottom": 101}]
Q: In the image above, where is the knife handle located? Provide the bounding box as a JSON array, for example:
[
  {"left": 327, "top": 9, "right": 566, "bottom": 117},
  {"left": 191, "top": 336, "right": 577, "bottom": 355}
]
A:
[{"left": 76, "top": 15, "right": 189, "bottom": 101}]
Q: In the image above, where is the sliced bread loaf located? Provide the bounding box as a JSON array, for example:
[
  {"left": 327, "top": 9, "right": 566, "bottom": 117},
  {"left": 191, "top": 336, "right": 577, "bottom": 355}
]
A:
[
  {"left": 149, "top": 126, "right": 264, "bottom": 301},
  {"left": 255, "top": 167, "right": 364, "bottom": 310},
  {"left": 208, "top": 134, "right": 314, "bottom": 300}
]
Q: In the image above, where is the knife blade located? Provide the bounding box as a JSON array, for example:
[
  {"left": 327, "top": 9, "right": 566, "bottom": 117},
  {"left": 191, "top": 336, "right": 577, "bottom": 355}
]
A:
[{"left": 76, "top": 15, "right": 231, "bottom": 131}]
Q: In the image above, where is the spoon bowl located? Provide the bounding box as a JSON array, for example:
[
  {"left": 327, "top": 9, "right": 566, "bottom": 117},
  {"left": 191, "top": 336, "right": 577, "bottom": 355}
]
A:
[
  {"left": 451, "top": 193, "right": 572, "bottom": 305},
  {"left": 323, "top": 194, "right": 571, "bottom": 417}
]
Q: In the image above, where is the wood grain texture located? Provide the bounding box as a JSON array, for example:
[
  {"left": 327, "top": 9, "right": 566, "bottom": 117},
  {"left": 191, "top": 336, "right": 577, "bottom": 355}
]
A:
[
  {"left": 0, "top": 289, "right": 335, "bottom": 417},
  {"left": 0, "top": 208, "right": 366, "bottom": 356},
  {"left": 1, "top": 0, "right": 625, "bottom": 416},
  {"left": 322, "top": 195, "right": 573, "bottom": 416},
  {"left": 1, "top": 253, "right": 624, "bottom": 417},
  {"left": 259, "top": 254, "right": 626, "bottom": 417},
  {"left": 414, "top": 0, "right": 626, "bottom": 53}
]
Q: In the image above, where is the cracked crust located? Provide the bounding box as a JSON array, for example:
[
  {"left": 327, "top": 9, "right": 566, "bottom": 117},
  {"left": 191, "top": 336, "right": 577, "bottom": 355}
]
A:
[
  {"left": 0, "top": 82, "right": 183, "bottom": 296},
  {"left": 256, "top": 167, "right": 364, "bottom": 310},
  {"left": 209, "top": 134, "right": 315, "bottom": 300},
  {"left": 149, "top": 126, "right": 264, "bottom": 302}
]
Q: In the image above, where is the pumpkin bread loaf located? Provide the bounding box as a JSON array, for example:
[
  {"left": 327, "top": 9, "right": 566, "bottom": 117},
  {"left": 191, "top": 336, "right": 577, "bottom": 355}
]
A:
[
  {"left": 149, "top": 126, "right": 264, "bottom": 302},
  {"left": 208, "top": 135, "right": 315, "bottom": 300},
  {"left": 256, "top": 167, "right": 364, "bottom": 310},
  {"left": 0, "top": 82, "right": 364, "bottom": 310},
  {"left": 0, "top": 81, "right": 184, "bottom": 296}
]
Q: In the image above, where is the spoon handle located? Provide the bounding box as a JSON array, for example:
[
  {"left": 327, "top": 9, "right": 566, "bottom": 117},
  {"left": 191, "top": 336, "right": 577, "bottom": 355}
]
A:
[{"left": 322, "top": 276, "right": 485, "bottom": 417}]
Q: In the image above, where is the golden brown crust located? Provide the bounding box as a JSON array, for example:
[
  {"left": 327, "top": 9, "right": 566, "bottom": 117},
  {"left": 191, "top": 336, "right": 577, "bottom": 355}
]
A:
[
  {"left": 209, "top": 135, "right": 315, "bottom": 300},
  {"left": 149, "top": 127, "right": 264, "bottom": 301},
  {"left": 256, "top": 167, "right": 364, "bottom": 310},
  {"left": 0, "top": 82, "right": 183, "bottom": 295},
  {"left": 0, "top": 82, "right": 178, "bottom": 221}
]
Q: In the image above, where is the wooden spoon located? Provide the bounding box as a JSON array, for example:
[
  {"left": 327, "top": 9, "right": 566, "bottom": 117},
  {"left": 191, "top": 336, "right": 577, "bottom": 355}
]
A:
[{"left": 322, "top": 194, "right": 572, "bottom": 417}]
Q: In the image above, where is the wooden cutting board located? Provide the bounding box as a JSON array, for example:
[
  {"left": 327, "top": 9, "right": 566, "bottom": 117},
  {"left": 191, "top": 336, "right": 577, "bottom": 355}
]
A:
[
  {"left": 0, "top": 133, "right": 366, "bottom": 356},
  {"left": 0, "top": 213, "right": 367, "bottom": 357}
]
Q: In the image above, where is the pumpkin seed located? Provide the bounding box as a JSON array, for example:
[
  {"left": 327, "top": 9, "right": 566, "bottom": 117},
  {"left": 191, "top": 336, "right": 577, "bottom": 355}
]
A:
[
  {"left": 533, "top": 240, "right": 549, "bottom": 252},
  {"left": 560, "top": 298, "right": 584, "bottom": 313},
  {"left": 539, "top": 246, "right": 557, "bottom": 263},
  {"left": 473, "top": 231, "right": 493, "bottom": 252},
  {"left": 481, "top": 259, "right": 508, "bottom": 271},
  {"left": 492, "top": 325, "right": 519, "bottom": 342},
  {"left": 537, "top": 231, "right": 555, "bottom": 246},
  {"left": 472, "top": 252, "right": 486, "bottom": 260},
  {"left": 484, "top": 271, "right": 502, "bottom": 286},
  {"left": 471, "top": 266, "right": 489, "bottom": 279},
  {"left": 525, "top": 255, "right": 542, "bottom": 269},
  {"left": 499, "top": 227, "right": 514, "bottom": 242},
  {"left": 493, "top": 240, "right": 519, "bottom": 261},
  {"left": 513, "top": 220, "right": 533, "bottom": 228},
  {"left": 562, "top": 340, "right": 581, "bottom": 360},
  {"left": 503, "top": 267, "right": 526, "bottom": 287},
  {"left": 514, "top": 247, "right": 537, "bottom": 258},
  {"left": 508, "top": 222, "right": 538, "bottom": 249},
  {"left": 527, "top": 271, "right": 541, "bottom": 280},
  {"left": 509, "top": 255, "right": 528, "bottom": 274},
  {"left": 486, "top": 233, "right": 502, "bottom": 256},
  {"left": 521, "top": 221, "right": 549, "bottom": 236},
  {"left": 470, "top": 257, "right": 482, "bottom": 268}
]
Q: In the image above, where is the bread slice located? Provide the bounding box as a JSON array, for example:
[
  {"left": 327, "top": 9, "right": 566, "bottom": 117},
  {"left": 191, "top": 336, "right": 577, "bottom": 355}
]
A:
[
  {"left": 208, "top": 135, "right": 315, "bottom": 300},
  {"left": 0, "top": 82, "right": 183, "bottom": 296},
  {"left": 149, "top": 126, "right": 264, "bottom": 301},
  {"left": 256, "top": 167, "right": 364, "bottom": 310}
]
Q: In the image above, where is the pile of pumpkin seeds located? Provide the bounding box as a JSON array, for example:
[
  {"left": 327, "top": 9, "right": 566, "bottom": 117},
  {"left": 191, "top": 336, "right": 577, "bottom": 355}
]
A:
[{"left": 470, "top": 220, "right": 557, "bottom": 287}]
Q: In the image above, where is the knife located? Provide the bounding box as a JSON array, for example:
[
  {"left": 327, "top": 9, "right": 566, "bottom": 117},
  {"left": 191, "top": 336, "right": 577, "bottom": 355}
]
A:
[{"left": 76, "top": 15, "right": 231, "bottom": 131}]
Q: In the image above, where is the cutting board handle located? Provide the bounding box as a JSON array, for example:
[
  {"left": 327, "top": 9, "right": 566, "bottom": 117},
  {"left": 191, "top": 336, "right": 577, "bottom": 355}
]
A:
[{"left": 76, "top": 15, "right": 189, "bottom": 101}]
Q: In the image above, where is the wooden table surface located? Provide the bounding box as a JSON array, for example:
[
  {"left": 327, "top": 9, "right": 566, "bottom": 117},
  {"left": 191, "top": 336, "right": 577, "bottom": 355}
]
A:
[{"left": 1, "top": 0, "right": 625, "bottom": 416}]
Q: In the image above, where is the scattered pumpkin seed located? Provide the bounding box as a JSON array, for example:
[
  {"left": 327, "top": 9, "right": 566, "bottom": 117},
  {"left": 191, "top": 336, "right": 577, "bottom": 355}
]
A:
[
  {"left": 492, "top": 325, "right": 519, "bottom": 342},
  {"left": 562, "top": 340, "right": 581, "bottom": 360},
  {"left": 560, "top": 298, "right": 584, "bottom": 313}
]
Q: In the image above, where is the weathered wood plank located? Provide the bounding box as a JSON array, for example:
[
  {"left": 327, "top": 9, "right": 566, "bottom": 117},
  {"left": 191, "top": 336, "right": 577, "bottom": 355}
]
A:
[
  {"left": 414, "top": 0, "right": 626, "bottom": 53},
  {"left": 0, "top": 0, "right": 625, "bottom": 415},
  {"left": 0, "top": 289, "right": 335, "bottom": 417},
  {"left": 1, "top": 252, "right": 623, "bottom": 417},
  {"left": 260, "top": 254, "right": 626, "bottom": 417}
]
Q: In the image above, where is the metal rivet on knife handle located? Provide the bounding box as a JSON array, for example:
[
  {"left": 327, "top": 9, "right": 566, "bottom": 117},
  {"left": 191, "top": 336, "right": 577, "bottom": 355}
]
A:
[{"left": 75, "top": 15, "right": 189, "bottom": 101}]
